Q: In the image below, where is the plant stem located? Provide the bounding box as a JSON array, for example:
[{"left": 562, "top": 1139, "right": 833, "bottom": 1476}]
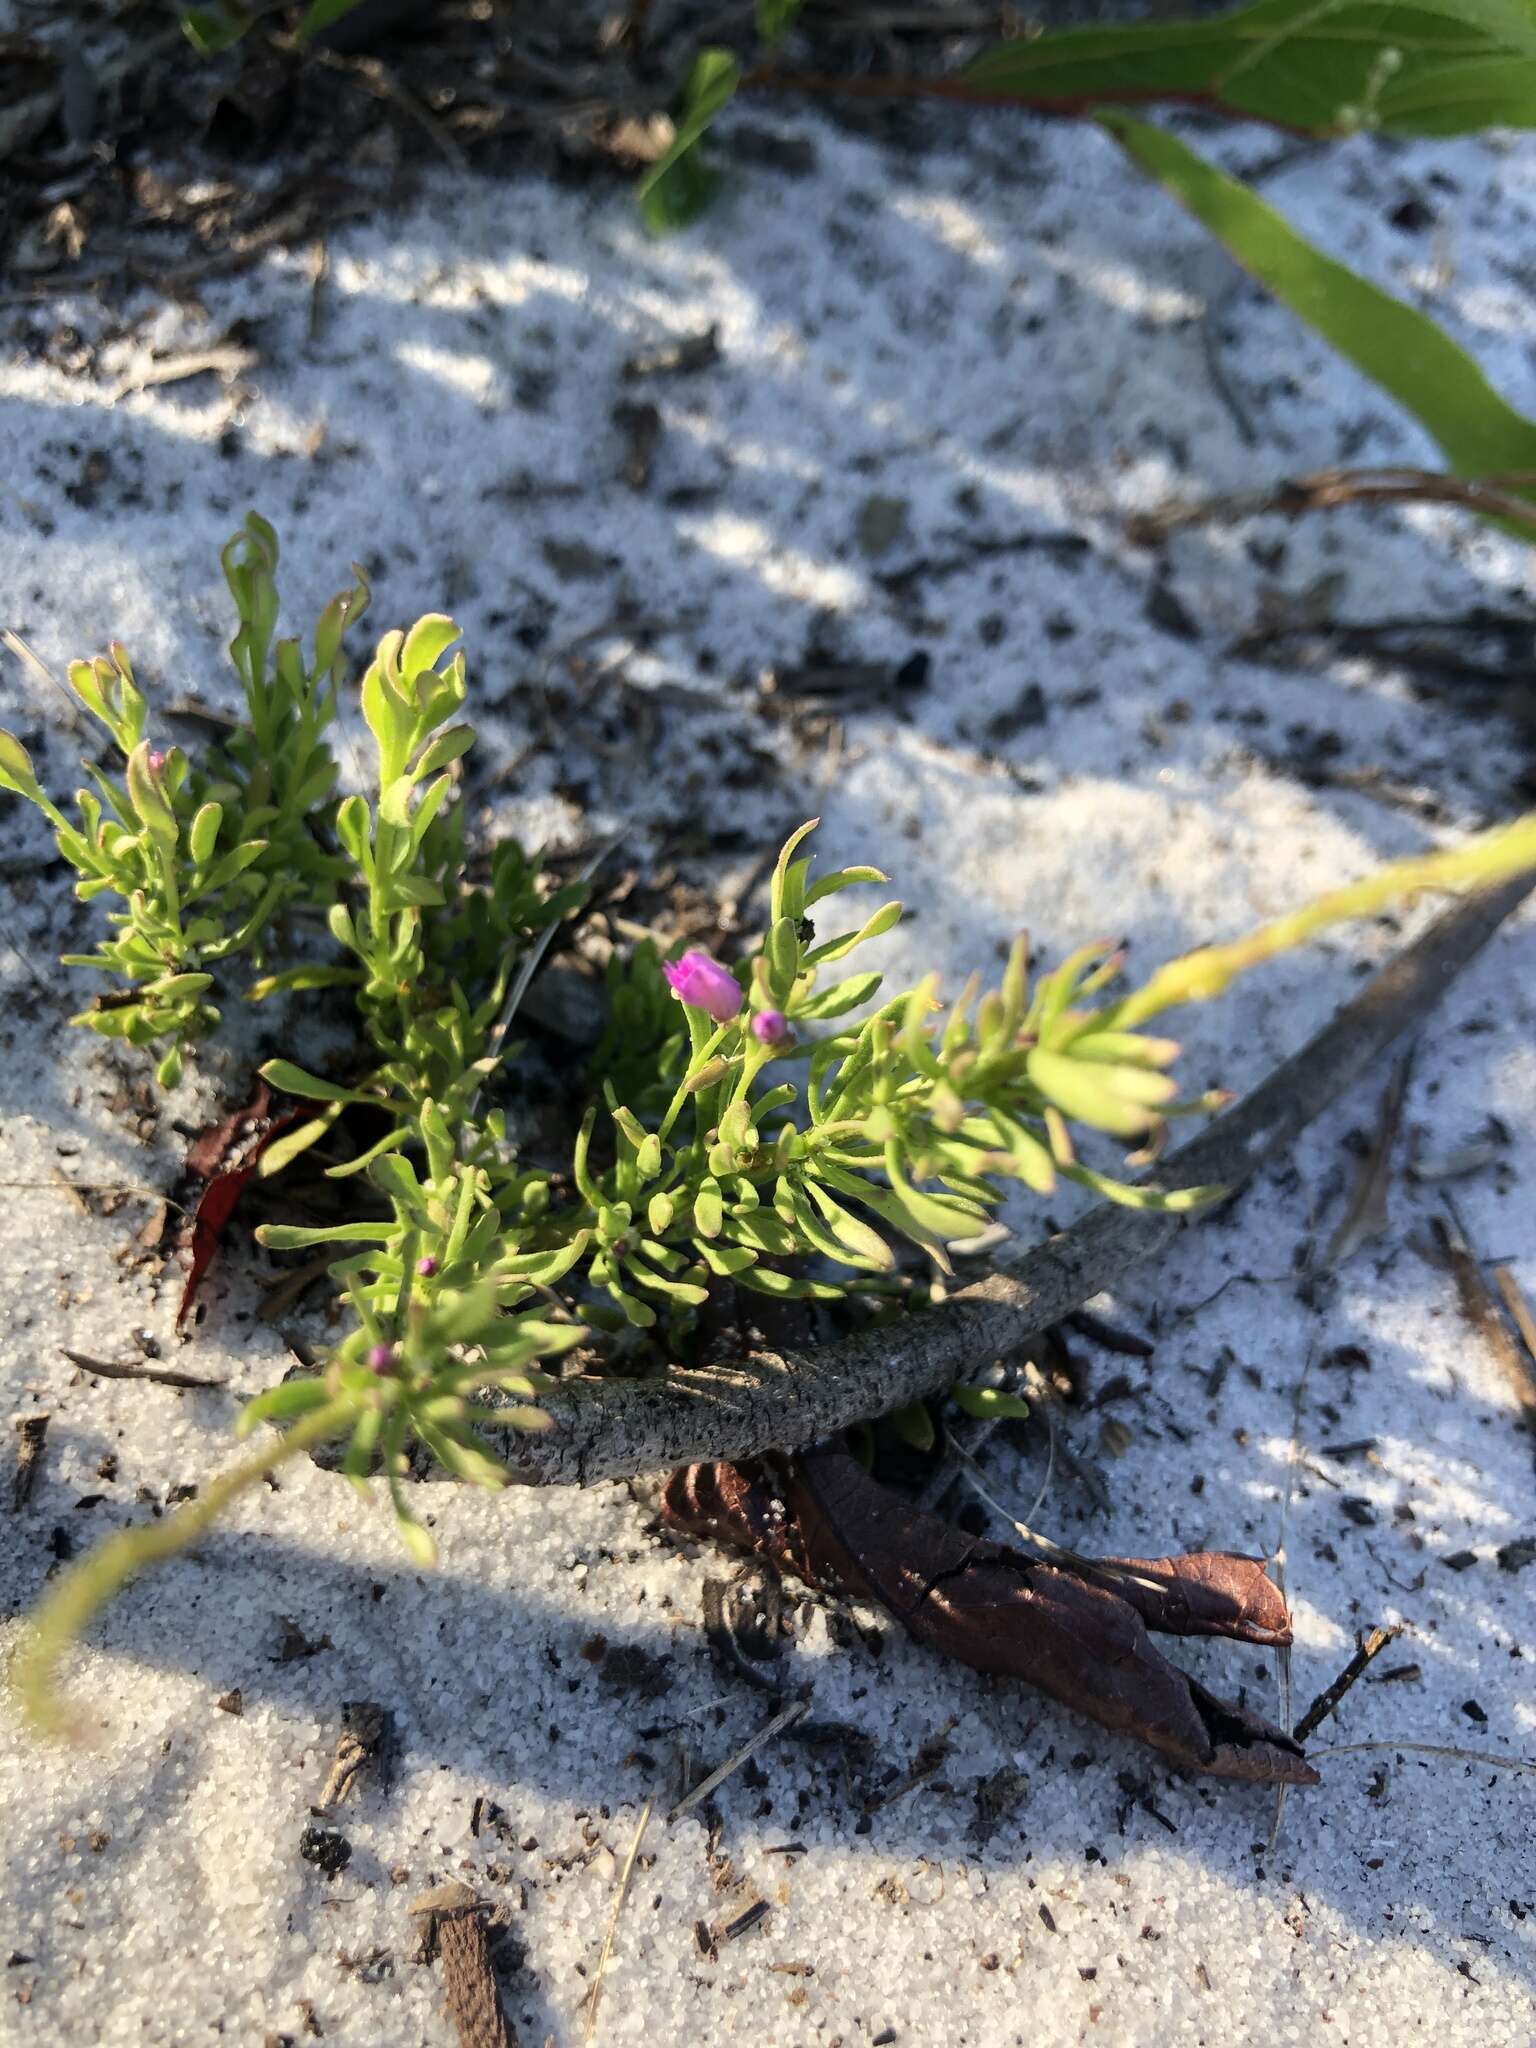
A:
[
  {"left": 1109, "top": 813, "right": 1536, "bottom": 1026},
  {"left": 14, "top": 1399, "right": 353, "bottom": 1739}
]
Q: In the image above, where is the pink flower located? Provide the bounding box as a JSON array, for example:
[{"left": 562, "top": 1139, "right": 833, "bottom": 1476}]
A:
[
  {"left": 663, "top": 949, "right": 742, "bottom": 1023},
  {"left": 751, "top": 1009, "right": 791, "bottom": 1048},
  {"left": 366, "top": 1342, "right": 396, "bottom": 1374},
  {"left": 416, "top": 1255, "right": 438, "bottom": 1278},
  {"left": 146, "top": 750, "right": 168, "bottom": 774}
]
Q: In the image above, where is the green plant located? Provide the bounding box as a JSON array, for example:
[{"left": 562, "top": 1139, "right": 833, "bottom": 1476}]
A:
[
  {"left": 6, "top": 521, "right": 1536, "bottom": 1734},
  {"left": 0, "top": 516, "right": 358, "bottom": 1084}
]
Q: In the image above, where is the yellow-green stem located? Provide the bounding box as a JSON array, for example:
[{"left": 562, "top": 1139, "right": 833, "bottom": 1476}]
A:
[
  {"left": 1111, "top": 813, "right": 1536, "bottom": 1029},
  {"left": 12, "top": 1399, "right": 353, "bottom": 1740}
]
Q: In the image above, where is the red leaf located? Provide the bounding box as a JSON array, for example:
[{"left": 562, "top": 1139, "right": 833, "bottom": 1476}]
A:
[
  {"left": 662, "top": 1451, "right": 1317, "bottom": 1786},
  {"left": 177, "top": 1080, "right": 304, "bottom": 1326}
]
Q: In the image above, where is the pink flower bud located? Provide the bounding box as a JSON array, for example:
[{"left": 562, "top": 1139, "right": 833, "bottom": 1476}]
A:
[
  {"left": 751, "top": 1009, "right": 791, "bottom": 1048},
  {"left": 663, "top": 949, "right": 742, "bottom": 1023},
  {"left": 416, "top": 1255, "right": 438, "bottom": 1278},
  {"left": 366, "top": 1342, "right": 396, "bottom": 1374},
  {"left": 146, "top": 750, "right": 168, "bottom": 774}
]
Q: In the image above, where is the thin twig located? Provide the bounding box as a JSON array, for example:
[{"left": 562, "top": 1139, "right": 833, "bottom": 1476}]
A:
[
  {"left": 1266, "top": 1339, "right": 1317, "bottom": 1851},
  {"left": 1492, "top": 1264, "right": 1536, "bottom": 1376},
  {"left": 1435, "top": 1199, "right": 1536, "bottom": 1433},
  {"left": 1309, "top": 1740, "right": 1536, "bottom": 1775},
  {"left": 1127, "top": 466, "right": 1536, "bottom": 545},
  {"left": 61, "top": 1348, "right": 228, "bottom": 1391},
  {"left": 582, "top": 1797, "right": 653, "bottom": 2043},
  {"left": 1322, "top": 1047, "right": 1413, "bottom": 1270},
  {"left": 1293, "top": 1625, "right": 1405, "bottom": 1743},
  {"left": 951, "top": 1440, "right": 1167, "bottom": 1594},
  {"left": 2, "top": 628, "right": 90, "bottom": 732},
  {"left": 13, "top": 1415, "right": 49, "bottom": 1512},
  {"left": 465, "top": 875, "right": 1535, "bottom": 1487},
  {"left": 668, "top": 1695, "right": 809, "bottom": 1821}
]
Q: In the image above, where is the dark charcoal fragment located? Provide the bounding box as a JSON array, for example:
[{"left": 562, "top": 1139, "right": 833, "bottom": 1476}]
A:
[
  {"left": 299, "top": 1824, "right": 352, "bottom": 1878},
  {"left": 598, "top": 1645, "right": 671, "bottom": 1699}
]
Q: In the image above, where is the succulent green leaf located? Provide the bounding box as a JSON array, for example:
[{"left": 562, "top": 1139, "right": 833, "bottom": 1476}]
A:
[
  {"left": 693, "top": 1176, "right": 725, "bottom": 1240},
  {"left": 187, "top": 801, "right": 224, "bottom": 865},
  {"left": 951, "top": 1384, "right": 1033, "bottom": 1422},
  {"left": 0, "top": 731, "right": 42, "bottom": 800},
  {"left": 413, "top": 723, "right": 475, "bottom": 777},
  {"left": 769, "top": 818, "right": 821, "bottom": 925},
  {"left": 795, "top": 971, "right": 884, "bottom": 1021},
  {"left": 804, "top": 900, "right": 904, "bottom": 967},
  {"left": 234, "top": 1376, "right": 341, "bottom": 1438},
  {"left": 400, "top": 614, "right": 461, "bottom": 684},
  {"left": 804, "top": 865, "right": 889, "bottom": 909},
  {"left": 258, "top": 1058, "right": 372, "bottom": 1104},
  {"left": 256, "top": 1221, "right": 397, "bottom": 1249},
  {"left": 1060, "top": 1163, "right": 1225, "bottom": 1212}
]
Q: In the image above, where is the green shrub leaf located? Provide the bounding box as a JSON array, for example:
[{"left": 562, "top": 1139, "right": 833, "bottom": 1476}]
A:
[
  {"left": 963, "top": 0, "right": 1536, "bottom": 138},
  {"left": 1101, "top": 112, "right": 1536, "bottom": 521}
]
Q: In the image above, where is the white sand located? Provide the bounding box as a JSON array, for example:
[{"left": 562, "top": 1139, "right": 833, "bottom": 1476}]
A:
[{"left": 1, "top": 101, "right": 1534, "bottom": 2047}]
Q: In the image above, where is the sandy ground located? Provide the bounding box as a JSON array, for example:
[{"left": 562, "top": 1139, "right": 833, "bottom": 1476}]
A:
[{"left": 2, "top": 98, "right": 1535, "bottom": 2048}]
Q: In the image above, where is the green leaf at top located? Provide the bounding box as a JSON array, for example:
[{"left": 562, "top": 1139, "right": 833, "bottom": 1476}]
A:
[
  {"left": 181, "top": 2, "right": 253, "bottom": 56},
  {"left": 295, "top": 0, "right": 367, "bottom": 43},
  {"left": 1101, "top": 112, "right": 1536, "bottom": 518},
  {"left": 757, "top": 0, "right": 808, "bottom": 39},
  {"left": 638, "top": 49, "right": 743, "bottom": 232},
  {"left": 962, "top": 0, "right": 1536, "bottom": 139}
]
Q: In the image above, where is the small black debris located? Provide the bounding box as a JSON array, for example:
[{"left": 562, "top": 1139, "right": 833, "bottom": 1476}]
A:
[
  {"left": 1368, "top": 1664, "right": 1422, "bottom": 1687},
  {"left": 1461, "top": 1699, "right": 1488, "bottom": 1725},
  {"left": 623, "top": 325, "right": 720, "bottom": 380},
  {"left": 719, "top": 1899, "right": 770, "bottom": 1944},
  {"left": 1389, "top": 195, "right": 1437, "bottom": 234},
  {"left": 598, "top": 1646, "right": 671, "bottom": 1700},
  {"left": 1441, "top": 1550, "right": 1478, "bottom": 1572},
  {"left": 1496, "top": 1538, "right": 1536, "bottom": 1574},
  {"left": 299, "top": 1824, "right": 352, "bottom": 1878},
  {"left": 273, "top": 1616, "right": 332, "bottom": 1664},
  {"left": 1144, "top": 581, "right": 1200, "bottom": 640}
]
